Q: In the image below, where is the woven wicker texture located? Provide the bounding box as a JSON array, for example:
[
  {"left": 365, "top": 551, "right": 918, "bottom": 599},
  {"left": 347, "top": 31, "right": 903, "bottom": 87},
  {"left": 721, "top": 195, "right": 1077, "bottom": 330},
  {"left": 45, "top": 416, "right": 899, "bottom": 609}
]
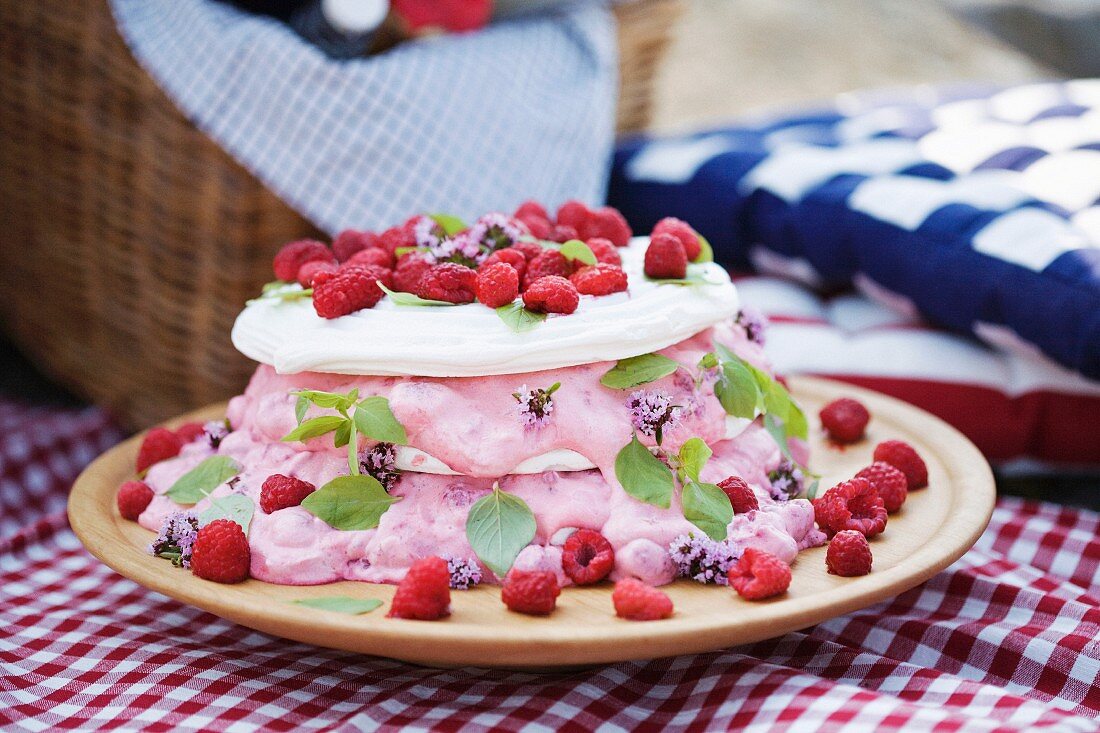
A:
[{"left": 0, "top": 0, "right": 681, "bottom": 428}]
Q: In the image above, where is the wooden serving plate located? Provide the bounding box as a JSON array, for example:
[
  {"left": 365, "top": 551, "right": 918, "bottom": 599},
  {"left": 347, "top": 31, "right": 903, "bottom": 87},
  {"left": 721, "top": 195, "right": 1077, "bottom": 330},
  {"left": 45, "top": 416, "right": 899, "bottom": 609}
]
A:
[{"left": 69, "top": 377, "right": 995, "bottom": 668}]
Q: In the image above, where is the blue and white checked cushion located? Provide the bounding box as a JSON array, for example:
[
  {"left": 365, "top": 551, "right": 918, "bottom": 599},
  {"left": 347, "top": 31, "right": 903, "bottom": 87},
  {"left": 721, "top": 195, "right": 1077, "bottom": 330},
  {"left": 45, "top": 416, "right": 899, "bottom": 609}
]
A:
[
  {"left": 609, "top": 81, "right": 1100, "bottom": 381},
  {"left": 109, "top": 0, "right": 617, "bottom": 235}
]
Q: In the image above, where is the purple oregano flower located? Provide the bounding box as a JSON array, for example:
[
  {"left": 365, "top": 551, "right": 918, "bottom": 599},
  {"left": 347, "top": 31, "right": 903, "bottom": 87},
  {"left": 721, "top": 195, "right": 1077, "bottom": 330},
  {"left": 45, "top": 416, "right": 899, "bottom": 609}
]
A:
[
  {"left": 149, "top": 511, "right": 200, "bottom": 568},
  {"left": 669, "top": 533, "right": 739, "bottom": 585},
  {"left": 444, "top": 555, "right": 483, "bottom": 590},
  {"left": 204, "top": 419, "right": 230, "bottom": 448},
  {"left": 736, "top": 306, "right": 767, "bottom": 345},
  {"left": 768, "top": 458, "right": 805, "bottom": 501},
  {"left": 627, "top": 389, "right": 682, "bottom": 445},
  {"left": 467, "top": 212, "right": 524, "bottom": 252},
  {"left": 513, "top": 382, "right": 560, "bottom": 429},
  {"left": 360, "top": 442, "right": 400, "bottom": 491}
]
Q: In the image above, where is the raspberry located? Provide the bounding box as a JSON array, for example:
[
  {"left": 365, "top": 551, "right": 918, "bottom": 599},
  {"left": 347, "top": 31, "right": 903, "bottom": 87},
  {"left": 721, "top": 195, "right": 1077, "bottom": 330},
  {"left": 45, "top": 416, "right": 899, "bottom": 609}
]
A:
[
  {"left": 728, "top": 548, "right": 792, "bottom": 600},
  {"left": 826, "top": 530, "right": 873, "bottom": 577},
  {"left": 332, "top": 229, "right": 379, "bottom": 263},
  {"left": 580, "top": 206, "right": 632, "bottom": 247},
  {"left": 569, "top": 263, "right": 628, "bottom": 296},
  {"left": 652, "top": 217, "right": 702, "bottom": 261},
  {"left": 813, "top": 478, "right": 888, "bottom": 538},
  {"left": 297, "top": 259, "right": 338, "bottom": 287},
  {"left": 480, "top": 248, "right": 527, "bottom": 283},
  {"left": 391, "top": 0, "right": 491, "bottom": 32},
  {"left": 260, "top": 474, "right": 316, "bottom": 513},
  {"left": 586, "top": 237, "right": 622, "bottom": 266},
  {"left": 312, "top": 265, "right": 385, "bottom": 318},
  {"left": 393, "top": 252, "right": 434, "bottom": 293},
  {"left": 476, "top": 262, "right": 520, "bottom": 308},
  {"left": 514, "top": 201, "right": 553, "bottom": 240},
  {"left": 136, "top": 427, "right": 183, "bottom": 474},
  {"left": 388, "top": 556, "right": 452, "bottom": 620},
  {"left": 174, "top": 422, "right": 206, "bottom": 443},
  {"left": 556, "top": 200, "right": 591, "bottom": 231},
  {"left": 550, "top": 224, "right": 580, "bottom": 243},
  {"left": 717, "top": 475, "right": 760, "bottom": 514},
  {"left": 612, "top": 578, "right": 674, "bottom": 620},
  {"left": 117, "top": 480, "right": 153, "bottom": 520},
  {"left": 345, "top": 246, "right": 395, "bottom": 270},
  {"left": 523, "top": 250, "right": 572, "bottom": 289},
  {"left": 510, "top": 240, "right": 544, "bottom": 261},
  {"left": 523, "top": 276, "right": 580, "bottom": 314},
  {"left": 415, "top": 263, "right": 478, "bottom": 304},
  {"left": 190, "top": 519, "right": 250, "bottom": 584},
  {"left": 855, "top": 462, "right": 908, "bottom": 513},
  {"left": 873, "top": 440, "right": 929, "bottom": 490},
  {"left": 377, "top": 225, "right": 416, "bottom": 258},
  {"left": 643, "top": 232, "right": 688, "bottom": 279},
  {"left": 561, "top": 529, "right": 615, "bottom": 585},
  {"left": 819, "top": 398, "right": 870, "bottom": 444},
  {"left": 515, "top": 200, "right": 549, "bottom": 221},
  {"left": 501, "top": 569, "right": 560, "bottom": 615},
  {"left": 273, "top": 239, "right": 332, "bottom": 283}
]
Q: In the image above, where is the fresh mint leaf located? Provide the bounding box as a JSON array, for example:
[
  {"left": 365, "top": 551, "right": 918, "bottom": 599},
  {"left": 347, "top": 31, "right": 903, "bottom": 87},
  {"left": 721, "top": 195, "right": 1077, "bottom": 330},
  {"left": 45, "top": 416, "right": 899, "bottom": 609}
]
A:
[
  {"left": 353, "top": 396, "right": 408, "bottom": 445},
  {"left": 198, "top": 493, "right": 255, "bottom": 534},
  {"left": 698, "top": 352, "right": 719, "bottom": 370},
  {"left": 806, "top": 479, "right": 821, "bottom": 501},
  {"left": 394, "top": 245, "right": 425, "bottom": 257},
  {"left": 694, "top": 233, "right": 714, "bottom": 263},
  {"left": 294, "top": 394, "right": 309, "bottom": 425},
  {"left": 291, "top": 597, "right": 383, "bottom": 615},
  {"left": 559, "top": 239, "right": 597, "bottom": 266},
  {"left": 291, "top": 389, "right": 359, "bottom": 412},
  {"left": 714, "top": 358, "right": 761, "bottom": 419},
  {"left": 378, "top": 283, "right": 457, "bottom": 307},
  {"left": 301, "top": 475, "right": 399, "bottom": 531},
  {"left": 429, "top": 213, "right": 467, "bottom": 236},
  {"left": 713, "top": 346, "right": 807, "bottom": 441},
  {"left": 645, "top": 265, "right": 711, "bottom": 286},
  {"left": 682, "top": 481, "right": 732, "bottom": 541},
  {"left": 495, "top": 301, "right": 546, "bottom": 333},
  {"left": 281, "top": 415, "right": 348, "bottom": 444},
  {"left": 333, "top": 420, "right": 352, "bottom": 448},
  {"left": 600, "top": 353, "right": 679, "bottom": 390},
  {"left": 614, "top": 434, "right": 675, "bottom": 508},
  {"left": 677, "top": 438, "right": 712, "bottom": 483},
  {"left": 465, "top": 483, "right": 537, "bottom": 577},
  {"left": 166, "top": 456, "right": 241, "bottom": 504}
]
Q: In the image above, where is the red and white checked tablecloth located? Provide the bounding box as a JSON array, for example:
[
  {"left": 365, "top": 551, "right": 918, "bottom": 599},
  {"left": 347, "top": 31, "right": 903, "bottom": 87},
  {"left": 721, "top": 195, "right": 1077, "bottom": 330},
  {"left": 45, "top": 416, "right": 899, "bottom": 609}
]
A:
[{"left": 2, "top": 395, "right": 1099, "bottom": 732}]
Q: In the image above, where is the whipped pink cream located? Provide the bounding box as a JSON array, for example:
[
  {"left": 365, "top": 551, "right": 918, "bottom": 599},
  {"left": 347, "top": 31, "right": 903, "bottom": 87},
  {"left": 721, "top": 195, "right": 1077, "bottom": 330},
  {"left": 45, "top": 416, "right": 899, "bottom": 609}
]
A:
[{"left": 139, "top": 319, "right": 825, "bottom": 586}]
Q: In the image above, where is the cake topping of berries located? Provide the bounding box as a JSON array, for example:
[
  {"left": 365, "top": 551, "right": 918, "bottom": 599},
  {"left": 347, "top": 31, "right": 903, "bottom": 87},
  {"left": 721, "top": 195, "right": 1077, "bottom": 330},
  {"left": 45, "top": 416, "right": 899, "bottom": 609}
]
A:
[
  {"left": 717, "top": 476, "right": 760, "bottom": 514},
  {"left": 813, "top": 477, "right": 888, "bottom": 538},
  {"left": 728, "top": 547, "right": 792, "bottom": 600},
  {"left": 613, "top": 578, "right": 674, "bottom": 620},
  {"left": 415, "top": 263, "right": 478, "bottom": 304},
  {"left": 388, "top": 556, "right": 452, "bottom": 620},
  {"left": 393, "top": 252, "right": 435, "bottom": 294},
  {"left": 332, "top": 228, "right": 378, "bottom": 263},
  {"left": 826, "top": 530, "right": 873, "bottom": 577},
  {"left": 561, "top": 529, "right": 615, "bottom": 585},
  {"left": 312, "top": 265, "right": 386, "bottom": 318},
  {"left": 117, "top": 480, "right": 153, "bottom": 520},
  {"left": 345, "top": 246, "right": 395, "bottom": 270},
  {"left": 273, "top": 240, "right": 333, "bottom": 283},
  {"left": 514, "top": 200, "right": 552, "bottom": 239},
  {"left": 297, "top": 260, "right": 339, "bottom": 287},
  {"left": 873, "top": 440, "right": 928, "bottom": 489},
  {"left": 479, "top": 248, "right": 527, "bottom": 283},
  {"left": 570, "top": 263, "right": 628, "bottom": 296},
  {"left": 581, "top": 207, "right": 632, "bottom": 247},
  {"left": 501, "top": 569, "right": 560, "bottom": 615},
  {"left": 523, "top": 250, "right": 572, "bottom": 289},
  {"left": 513, "top": 382, "right": 560, "bottom": 429},
  {"left": 136, "top": 427, "right": 184, "bottom": 474},
  {"left": 190, "top": 518, "right": 251, "bottom": 584},
  {"left": 555, "top": 200, "right": 591, "bottom": 231},
  {"left": 643, "top": 232, "right": 688, "bottom": 279},
  {"left": 522, "top": 276, "right": 580, "bottom": 314},
  {"left": 259, "top": 474, "right": 316, "bottom": 513},
  {"left": 652, "top": 217, "right": 701, "bottom": 261},
  {"left": 855, "top": 462, "right": 908, "bottom": 513},
  {"left": 820, "top": 397, "right": 870, "bottom": 444},
  {"left": 476, "top": 261, "right": 520, "bottom": 308}
]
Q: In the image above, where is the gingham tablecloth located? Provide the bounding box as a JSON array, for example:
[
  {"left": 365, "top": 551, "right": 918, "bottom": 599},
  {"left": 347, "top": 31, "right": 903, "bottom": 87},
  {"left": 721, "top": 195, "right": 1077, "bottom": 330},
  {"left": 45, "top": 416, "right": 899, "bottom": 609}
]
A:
[{"left": 2, "top": 395, "right": 1099, "bottom": 732}]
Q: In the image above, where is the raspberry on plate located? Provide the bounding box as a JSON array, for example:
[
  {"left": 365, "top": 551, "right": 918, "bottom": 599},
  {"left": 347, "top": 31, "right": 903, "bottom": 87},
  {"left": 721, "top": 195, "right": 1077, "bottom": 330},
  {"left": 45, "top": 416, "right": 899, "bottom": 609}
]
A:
[
  {"left": 388, "top": 556, "right": 452, "bottom": 620},
  {"left": 580, "top": 207, "right": 632, "bottom": 247},
  {"left": 873, "top": 440, "right": 929, "bottom": 490},
  {"left": 476, "top": 262, "right": 520, "bottom": 308},
  {"left": 643, "top": 232, "right": 688, "bottom": 279},
  {"left": 136, "top": 427, "right": 183, "bottom": 474},
  {"left": 273, "top": 239, "right": 333, "bottom": 283},
  {"left": 297, "top": 260, "right": 338, "bottom": 287},
  {"left": 345, "top": 246, "right": 395, "bottom": 270},
  {"left": 819, "top": 397, "right": 870, "bottom": 444},
  {"left": 612, "top": 578, "right": 673, "bottom": 620},
  {"left": 585, "top": 237, "right": 622, "bottom": 266},
  {"left": 728, "top": 548, "right": 792, "bottom": 600},
  {"left": 813, "top": 477, "right": 888, "bottom": 538},
  {"left": 569, "top": 263, "right": 628, "bottom": 296},
  {"left": 393, "top": 252, "right": 435, "bottom": 293},
  {"left": 415, "top": 263, "right": 478, "bottom": 304},
  {"left": 826, "top": 530, "right": 873, "bottom": 577},
  {"left": 260, "top": 474, "right": 316, "bottom": 513},
  {"left": 332, "top": 229, "right": 379, "bottom": 263},
  {"left": 174, "top": 422, "right": 206, "bottom": 443},
  {"left": 312, "top": 265, "right": 386, "bottom": 318},
  {"left": 523, "top": 250, "right": 572, "bottom": 290},
  {"left": 562, "top": 529, "right": 615, "bottom": 585},
  {"left": 855, "top": 462, "right": 908, "bottom": 513},
  {"left": 522, "top": 276, "right": 580, "bottom": 315},
  {"left": 651, "top": 217, "right": 702, "bottom": 261},
  {"left": 190, "top": 519, "right": 251, "bottom": 584},
  {"left": 501, "top": 569, "right": 560, "bottom": 615},
  {"left": 117, "top": 480, "right": 153, "bottom": 520},
  {"left": 717, "top": 475, "right": 759, "bottom": 514}
]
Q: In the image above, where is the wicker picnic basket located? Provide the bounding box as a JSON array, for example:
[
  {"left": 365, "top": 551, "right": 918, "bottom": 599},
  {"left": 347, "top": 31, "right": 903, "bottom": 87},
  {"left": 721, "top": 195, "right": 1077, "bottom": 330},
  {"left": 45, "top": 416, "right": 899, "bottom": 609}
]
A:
[{"left": 0, "top": 0, "right": 682, "bottom": 428}]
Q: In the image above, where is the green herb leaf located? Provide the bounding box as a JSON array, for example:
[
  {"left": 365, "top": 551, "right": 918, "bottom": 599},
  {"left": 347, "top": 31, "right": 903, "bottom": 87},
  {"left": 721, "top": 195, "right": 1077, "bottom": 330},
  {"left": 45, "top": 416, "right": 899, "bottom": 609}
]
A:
[
  {"left": 291, "top": 597, "right": 383, "bottom": 615},
  {"left": 600, "top": 353, "right": 679, "bottom": 390},
  {"left": 693, "top": 233, "right": 714, "bottom": 263},
  {"left": 682, "top": 481, "right": 732, "bottom": 541},
  {"left": 198, "top": 494, "right": 255, "bottom": 535},
  {"left": 346, "top": 418, "right": 359, "bottom": 475},
  {"left": 294, "top": 394, "right": 309, "bottom": 425},
  {"left": 394, "top": 245, "right": 425, "bottom": 257},
  {"left": 353, "top": 396, "right": 408, "bottom": 445},
  {"left": 698, "top": 352, "right": 719, "bottom": 370},
  {"left": 291, "top": 389, "right": 359, "bottom": 412},
  {"left": 677, "top": 438, "right": 712, "bottom": 483},
  {"left": 559, "top": 239, "right": 597, "bottom": 266},
  {"left": 714, "top": 358, "right": 762, "bottom": 419},
  {"left": 614, "top": 434, "right": 675, "bottom": 508},
  {"left": 644, "top": 265, "right": 712, "bottom": 287},
  {"left": 465, "top": 483, "right": 537, "bottom": 577},
  {"left": 495, "top": 301, "right": 546, "bottom": 333},
  {"left": 763, "top": 413, "right": 796, "bottom": 464},
  {"left": 301, "top": 475, "right": 399, "bottom": 531},
  {"left": 378, "top": 283, "right": 457, "bottom": 307},
  {"left": 281, "top": 415, "right": 348, "bottom": 444},
  {"left": 333, "top": 419, "right": 351, "bottom": 448},
  {"left": 429, "top": 213, "right": 467, "bottom": 236},
  {"left": 166, "top": 456, "right": 241, "bottom": 505},
  {"left": 806, "top": 479, "right": 821, "bottom": 501}
]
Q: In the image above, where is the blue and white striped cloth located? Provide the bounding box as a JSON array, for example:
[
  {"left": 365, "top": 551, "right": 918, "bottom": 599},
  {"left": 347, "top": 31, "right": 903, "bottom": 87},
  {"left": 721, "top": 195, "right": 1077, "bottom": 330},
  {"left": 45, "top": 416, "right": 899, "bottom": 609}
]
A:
[
  {"left": 109, "top": 0, "right": 617, "bottom": 235},
  {"left": 610, "top": 81, "right": 1100, "bottom": 381}
]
